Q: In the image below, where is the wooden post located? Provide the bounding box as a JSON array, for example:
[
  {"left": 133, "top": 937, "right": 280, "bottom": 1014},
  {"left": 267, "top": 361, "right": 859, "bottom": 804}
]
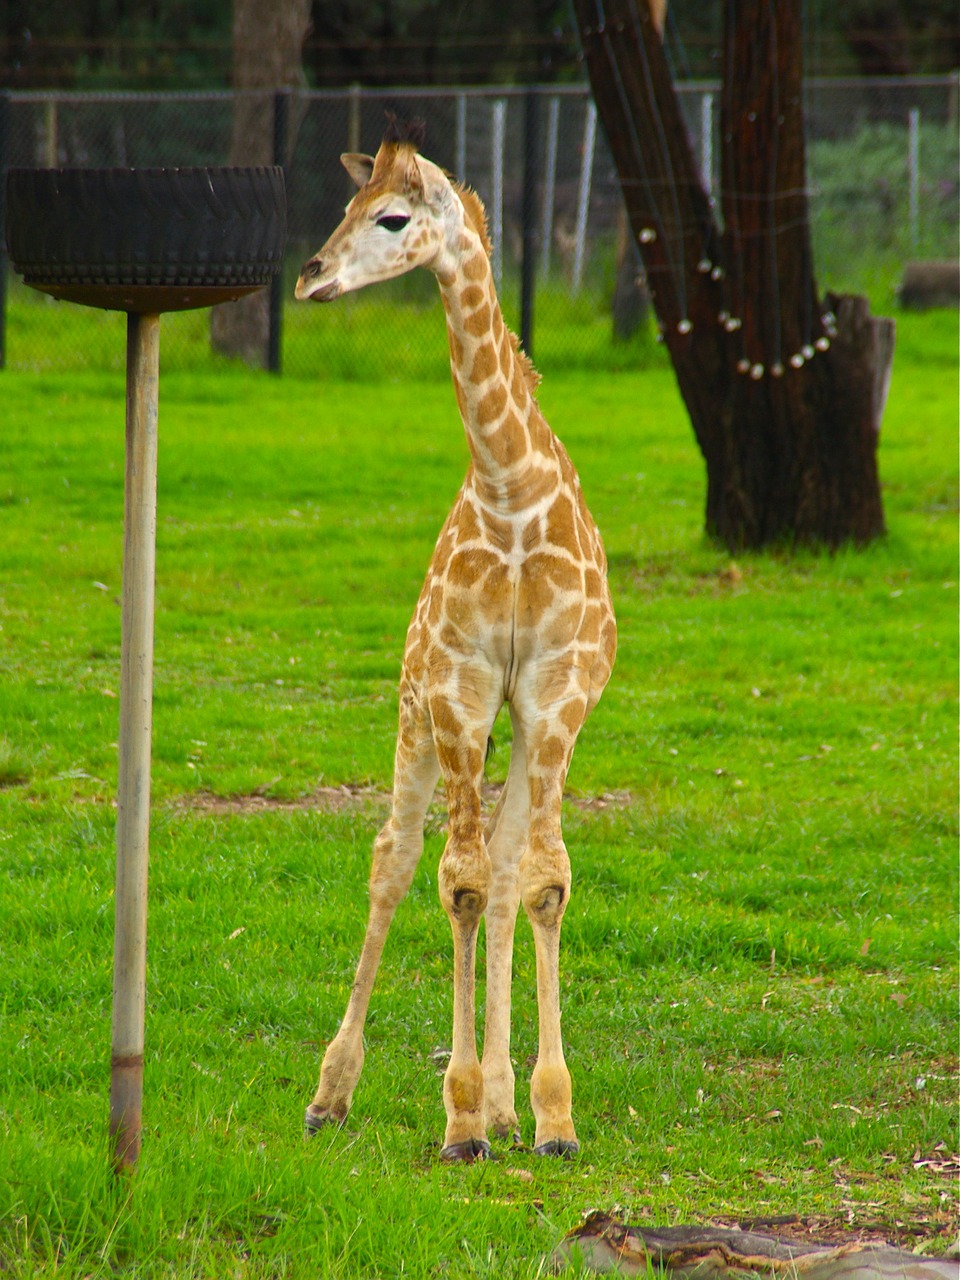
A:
[{"left": 110, "top": 310, "right": 160, "bottom": 1172}]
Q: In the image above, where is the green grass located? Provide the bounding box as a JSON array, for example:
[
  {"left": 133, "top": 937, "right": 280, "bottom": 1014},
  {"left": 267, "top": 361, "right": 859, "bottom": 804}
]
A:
[
  {"left": 0, "top": 308, "right": 956, "bottom": 1277},
  {"left": 3, "top": 269, "right": 665, "bottom": 381}
]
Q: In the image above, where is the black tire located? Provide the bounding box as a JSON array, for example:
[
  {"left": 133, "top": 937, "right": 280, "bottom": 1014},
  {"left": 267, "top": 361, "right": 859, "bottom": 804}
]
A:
[{"left": 5, "top": 167, "right": 286, "bottom": 290}]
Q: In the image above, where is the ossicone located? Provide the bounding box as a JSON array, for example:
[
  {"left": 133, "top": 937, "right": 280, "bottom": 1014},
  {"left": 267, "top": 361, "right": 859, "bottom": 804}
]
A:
[{"left": 382, "top": 112, "right": 427, "bottom": 152}]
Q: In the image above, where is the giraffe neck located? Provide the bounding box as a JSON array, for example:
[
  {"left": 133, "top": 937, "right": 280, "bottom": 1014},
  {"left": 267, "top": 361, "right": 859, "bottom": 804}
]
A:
[{"left": 437, "top": 228, "right": 558, "bottom": 510}]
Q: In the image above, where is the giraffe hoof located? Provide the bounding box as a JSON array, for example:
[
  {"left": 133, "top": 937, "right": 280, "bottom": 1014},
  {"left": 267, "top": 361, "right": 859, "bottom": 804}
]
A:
[
  {"left": 304, "top": 1105, "right": 344, "bottom": 1136},
  {"left": 533, "top": 1138, "right": 580, "bottom": 1159},
  {"left": 439, "top": 1137, "right": 492, "bottom": 1164}
]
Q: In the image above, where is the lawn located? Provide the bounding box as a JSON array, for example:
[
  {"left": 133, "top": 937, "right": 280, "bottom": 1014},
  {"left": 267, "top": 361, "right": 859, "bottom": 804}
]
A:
[{"left": 0, "top": 305, "right": 956, "bottom": 1277}]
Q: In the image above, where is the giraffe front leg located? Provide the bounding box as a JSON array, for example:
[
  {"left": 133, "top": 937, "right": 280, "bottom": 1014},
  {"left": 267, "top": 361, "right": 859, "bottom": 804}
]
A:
[
  {"left": 427, "top": 681, "right": 500, "bottom": 1163},
  {"left": 439, "top": 859, "right": 490, "bottom": 1162},
  {"left": 479, "top": 720, "right": 529, "bottom": 1145},
  {"left": 479, "top": 881, "right": 520, "bottom": 1143},
  {"left": 436, "top": 768, "right": 493, "bottom": 1162}
]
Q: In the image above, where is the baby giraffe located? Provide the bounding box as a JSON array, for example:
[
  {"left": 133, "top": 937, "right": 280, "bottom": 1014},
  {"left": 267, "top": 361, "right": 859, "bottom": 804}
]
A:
[{"left": 295, "top": 118, "right": 616, "bottom": 1161}]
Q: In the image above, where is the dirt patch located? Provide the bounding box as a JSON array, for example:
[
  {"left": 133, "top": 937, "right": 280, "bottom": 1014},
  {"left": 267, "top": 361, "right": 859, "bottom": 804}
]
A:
[
  {"left": 174, "top": 782, "right": 636, "bottom": 817},
  {"left": 174, "top": 783, "right": 388, "bottom": 816}
]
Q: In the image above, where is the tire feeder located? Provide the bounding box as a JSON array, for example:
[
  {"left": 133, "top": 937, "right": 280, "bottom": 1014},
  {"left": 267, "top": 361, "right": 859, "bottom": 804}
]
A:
[{"left": 5, "top": 166, "right": 287, "bottom": 1172}]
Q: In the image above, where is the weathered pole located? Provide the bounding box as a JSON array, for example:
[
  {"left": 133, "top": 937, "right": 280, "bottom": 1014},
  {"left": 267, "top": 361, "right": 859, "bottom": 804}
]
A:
[
  {"left": 6, "top": 163, "right": 285, "bottom": 1175},
  {"left": 110, "top": 311, "right": 160, "bottom": 1172}
]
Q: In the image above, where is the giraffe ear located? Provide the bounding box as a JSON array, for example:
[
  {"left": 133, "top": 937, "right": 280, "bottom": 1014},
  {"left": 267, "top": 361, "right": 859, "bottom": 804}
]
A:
[{"left": 341, "top": 153, "right": 375, "bottom": 189}]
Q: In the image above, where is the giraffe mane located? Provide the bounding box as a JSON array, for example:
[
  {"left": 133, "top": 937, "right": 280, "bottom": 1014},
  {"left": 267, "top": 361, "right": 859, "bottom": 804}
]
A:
[
  {"left": 450, "top": 183, "right": 541, "bottom": 393},
  {"left": 452, "top": 182, "right": 493, "bottom": 258},
  {"left": 509, "top": 327, "right": 543, "bottom": 392}
]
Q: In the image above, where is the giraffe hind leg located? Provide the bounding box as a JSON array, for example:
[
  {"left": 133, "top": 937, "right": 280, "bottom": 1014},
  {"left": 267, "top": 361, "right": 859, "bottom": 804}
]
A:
[
  {"left": 515, "top": 684, "right": 590, "bottom": 1158},
  {"left": 522, "top": 846, "right": 579, "bottom": 1157},
  {"left": 306, "top": 704, "right": 439, "bottom": 1135}
]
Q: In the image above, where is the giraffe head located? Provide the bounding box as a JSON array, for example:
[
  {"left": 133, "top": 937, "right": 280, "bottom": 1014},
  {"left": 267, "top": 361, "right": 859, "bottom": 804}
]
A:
[{"left": 295, "top": 118, "right": 460, "bottom": 303}]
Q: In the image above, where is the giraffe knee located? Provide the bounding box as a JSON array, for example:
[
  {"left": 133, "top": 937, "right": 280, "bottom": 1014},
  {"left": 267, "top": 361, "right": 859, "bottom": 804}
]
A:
[
  {"left": 449, "top": 886, "right": 487, "bottom": 923},
  {"left": 439, "top": 846, "right": 490, "bottom": 923},
  {"left": 522, "top": 882, "right": 567, "bottom": 928},
  {"left": 520, "top": 840, "right": 570, "bottom": 927}
]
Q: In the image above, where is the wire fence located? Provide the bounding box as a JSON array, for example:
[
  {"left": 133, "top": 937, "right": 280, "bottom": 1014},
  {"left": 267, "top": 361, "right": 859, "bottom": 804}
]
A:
[{"left": 2, "top": 77, "right": 957, "bottom": 378}]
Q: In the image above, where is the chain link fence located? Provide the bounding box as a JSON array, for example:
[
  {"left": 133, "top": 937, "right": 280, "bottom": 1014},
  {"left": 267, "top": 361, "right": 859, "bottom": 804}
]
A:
[{"left": 2, "top": 77, "right": 957, "bottom": 377}]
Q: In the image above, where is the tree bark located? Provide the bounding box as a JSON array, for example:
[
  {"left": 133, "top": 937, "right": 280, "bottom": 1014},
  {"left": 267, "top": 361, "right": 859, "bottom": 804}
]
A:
[
  {"left": 210, "top": 0, "right": 310, "bottom": 367},
  {"left": 612, "top": 208, "right": 649, "bottom": 343},
  {"left": 573, "top": 0, "right": 891, "bottom": 549}
]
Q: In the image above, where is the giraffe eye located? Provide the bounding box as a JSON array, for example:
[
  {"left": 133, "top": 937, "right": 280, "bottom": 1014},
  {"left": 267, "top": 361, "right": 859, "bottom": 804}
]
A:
[{"left": 376, "top": 214, "right": 410, "bottom": 233}]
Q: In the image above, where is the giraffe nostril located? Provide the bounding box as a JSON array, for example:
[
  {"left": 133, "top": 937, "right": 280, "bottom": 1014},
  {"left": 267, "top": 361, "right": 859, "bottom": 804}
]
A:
[{"left": 306, "top": 259, "right": 323, "bottom": 279}]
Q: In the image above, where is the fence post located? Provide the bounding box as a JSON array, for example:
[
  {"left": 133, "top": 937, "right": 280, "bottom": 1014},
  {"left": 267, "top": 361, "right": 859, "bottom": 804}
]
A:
[
  {"left": 700, "top": 91, "right": 714, "bottom": 197},
  {"left": 908, "top": 106, "right": 920, "bottom": 251},
  {"left": 268, "top": 89, "right": 289, "bottom": 376},
  {"left": 44, "top": 99, "right": 58, "bottom": 167},
  {"left": 572, "top": 98, "right": 596, "bottom": 295},
  {"left": 539, "top": 95, "right": 560, "bottom": 279},
  {"left": 0, "top": 93, "right": 9, "bottom": 371},
  {"left": 456, "top": 93, "right": 467, "bottom": 181},
  {"left": 347, "top": 82, "right": 361, "bottom": 157},
  {"left": 520, "top": 89, "right": 539, "bottom": 359},
  {"left": 491, "top": 99, "right": 506, "bottom": 293}
]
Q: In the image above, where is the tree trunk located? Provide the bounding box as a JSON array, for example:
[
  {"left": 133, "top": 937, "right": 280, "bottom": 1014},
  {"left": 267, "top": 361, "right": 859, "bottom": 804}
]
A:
[
  {"left": 573, "top": 0, "right": 892, "bottom": 549},
  {"left": 210, "top": 0, "right": 310, "bottom": 367},
  {"left": 612, "top": 207, "right": 649, "bottom": 342}
]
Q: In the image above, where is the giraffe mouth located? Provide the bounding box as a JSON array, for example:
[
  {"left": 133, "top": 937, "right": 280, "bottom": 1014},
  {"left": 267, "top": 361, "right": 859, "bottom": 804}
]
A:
[
  {"left": 311, "top": 279, "right": 341, "bottom": 303},
  {"left": 295, "top": 275, "right": 341, "bottom": 303}
]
